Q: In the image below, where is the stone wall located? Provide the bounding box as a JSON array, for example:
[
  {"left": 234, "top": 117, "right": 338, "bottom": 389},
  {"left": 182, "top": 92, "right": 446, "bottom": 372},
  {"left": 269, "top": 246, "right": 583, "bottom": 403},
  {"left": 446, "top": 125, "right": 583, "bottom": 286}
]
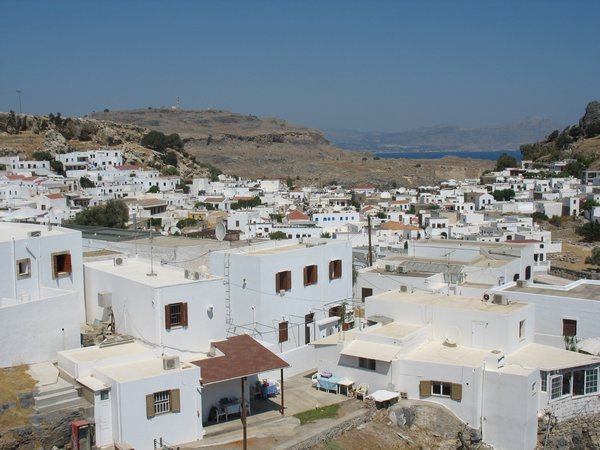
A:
[
  {"left": 548, "top": 394, "right": 600, "bottom": 421},
  {"left": 549, "top": 266, "right": 600, "bottom": 280},
  {"left": 539, "top": 412, "right": 600, "bottom": 449}
]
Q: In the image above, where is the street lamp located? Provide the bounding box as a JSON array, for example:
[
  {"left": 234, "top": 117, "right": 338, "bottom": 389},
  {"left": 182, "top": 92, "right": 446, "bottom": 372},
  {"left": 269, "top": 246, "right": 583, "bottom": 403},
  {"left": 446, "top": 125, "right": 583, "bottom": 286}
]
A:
[{"left": 16, "top": 90, "right": 22, "bottom": 114}]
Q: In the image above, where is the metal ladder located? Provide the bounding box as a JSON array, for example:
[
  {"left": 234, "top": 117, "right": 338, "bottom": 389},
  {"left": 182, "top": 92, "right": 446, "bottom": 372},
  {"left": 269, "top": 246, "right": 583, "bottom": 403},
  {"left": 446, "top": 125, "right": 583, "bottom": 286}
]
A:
[{"left": 224, "top": 253, "right": 233, "bottom": 325}]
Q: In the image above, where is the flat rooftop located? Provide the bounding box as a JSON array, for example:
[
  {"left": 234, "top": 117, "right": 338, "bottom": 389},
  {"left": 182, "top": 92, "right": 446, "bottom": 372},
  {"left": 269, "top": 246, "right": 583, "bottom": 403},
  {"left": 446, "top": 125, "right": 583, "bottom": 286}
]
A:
[
  {"left": 100, "top": 357, "right": 198, "bottom": 383},
  {"left": 0, "top": 222, "right": 78, "bottom": 241},
  {"left": 84, "top": 257, "right": 220, "bottom": 288},
  {"left": 506, "top": 343, "right": 600, "bottom": 371},
  {"left": 363, "top": 321, "right": 425, "bottom": 339},
  {"left": 404, "top": 341, "right": 490, "bottom": 367},
  {"left": 373, "top": 290, "right": 528, "bottom": 314},
  {"left": 61, "top": 341, "right": 151, "bottom": 364},
  {"left": 505, "top": 281, "right": 600, "bottom": 301}
]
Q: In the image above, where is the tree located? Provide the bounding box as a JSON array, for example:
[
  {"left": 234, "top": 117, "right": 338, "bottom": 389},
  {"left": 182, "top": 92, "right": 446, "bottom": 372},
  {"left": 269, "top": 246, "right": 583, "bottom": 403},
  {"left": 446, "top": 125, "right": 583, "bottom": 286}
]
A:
[
  {"left": 577, "top": 221, "right": 600, "bottom": 242},
  {"left": 32, "top": 151, "right": 53, "bottom": 161},
  {"left": 269, "top": 231, "right": 289, "bottom": 240},
  {"left": 176, "top": 218, "right": 198, "bottom": 229},
  {"left": 68, "top": 199, "right": 129, "bottom": 228},
  {"left": 320, "top": 231, "right": 331, "bottom": 238},
  {"left": 163, "top": 151, "right": 178, "bottom": 167},
  {"left": 141, "top": 131, "right": 183, "bottom": 152},
  {"left": 585, "top": 247, "right": 600, "bottom": 265},
  {"left": 492, "top": 189, "right": 515, "bottom": 202},
  {"left": 161, "top": 166, "right": 179, "bottom": 176},
  {"left": 495, "top": 153, "right": 518, "bottom": 171},
  {"left": 79, "top": 177, "right": 95, "bottom": 188},
  {"left": 147, "top": 185, "right": 159, "bottom": 193},
  {"left": 581, "top": 199, "right": 600, "bottom": 212},
  {"left": 50, "top": 160, "right": 65, "bottom": 176}
]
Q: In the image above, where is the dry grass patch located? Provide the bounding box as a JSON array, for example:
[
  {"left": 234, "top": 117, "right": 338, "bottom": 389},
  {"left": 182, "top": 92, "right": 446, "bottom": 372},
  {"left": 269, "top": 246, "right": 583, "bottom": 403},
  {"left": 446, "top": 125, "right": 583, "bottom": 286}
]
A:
[{"left": 0, "top": 365, "right": 36, "bottom": 429}]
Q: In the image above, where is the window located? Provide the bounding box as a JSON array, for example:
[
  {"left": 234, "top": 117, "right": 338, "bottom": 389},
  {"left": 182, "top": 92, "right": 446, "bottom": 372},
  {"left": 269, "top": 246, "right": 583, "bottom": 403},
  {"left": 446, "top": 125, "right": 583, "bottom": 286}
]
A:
[
  {"left": 519, "top": 320, "right": 526, "bottom": 340},
  {"left": 52, "top": 252, "right": 72, "bottom": 278},
  {"left": 303, "top": 265, "right": 318, "bottom": 286},
  {"left": 563, "top": 319, "right": 577, "bottom": 337},
  {"left": 550, "top": 375, "right": 562, "bottom": 400},
  {"left": 586, "top": 368, "right": 598, "bottom": 394},
  {"left": 329, "top": 260, "right": 342, "bottom": 280},
  {"left": 358, "top": 357, "right": 376, "bottom": 371},
  {"left": 573, "top": 369, "right": 585, "bottom": 396},
  {"left": 278, "top": 321, "right": 288, "bottom": 343},
  {"left": 361, "top": 288, "right": 373, "bottom": 302},
  {"left": 541, "top": 371, "right": 547, "bottom": 392},
  {"left": 100, "top": 390, "right": 110, "bottom": 400},
  {"left": 419, "top": 380, "right": 462, "bottom": 401},
  {"left": 165, "top": 302, "right": 188, "bottom": 329},
  {"left": 16, "top": 258, "right": 31, "bottom": 279},
  {"left": 275, "top": 270, "right": 292, "bottom": 292},
  {"left": 146, "top": 389, "right": 180, "bottom": 418},
  {"left": 432, "top": 381, "right": 452, "bottom": 397}
]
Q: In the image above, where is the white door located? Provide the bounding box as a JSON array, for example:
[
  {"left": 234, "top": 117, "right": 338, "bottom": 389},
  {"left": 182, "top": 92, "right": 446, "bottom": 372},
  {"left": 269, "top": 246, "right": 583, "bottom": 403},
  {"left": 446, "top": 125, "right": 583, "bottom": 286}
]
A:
[
  {"left": 96, "top": 390, "right": 113, "bottom": 446},
  {"left": 471, "top": 321, "right": 486, "bottom": 348}
]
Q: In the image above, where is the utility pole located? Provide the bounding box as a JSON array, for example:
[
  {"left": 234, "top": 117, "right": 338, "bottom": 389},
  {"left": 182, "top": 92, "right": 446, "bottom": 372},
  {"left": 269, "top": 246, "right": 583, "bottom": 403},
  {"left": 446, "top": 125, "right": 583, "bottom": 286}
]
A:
[
  {"left": 367, "top": 215, "right": 373, "bottom": 267},
  {"left": 16, "top": 90, "right": 22, "bottom": 114}
]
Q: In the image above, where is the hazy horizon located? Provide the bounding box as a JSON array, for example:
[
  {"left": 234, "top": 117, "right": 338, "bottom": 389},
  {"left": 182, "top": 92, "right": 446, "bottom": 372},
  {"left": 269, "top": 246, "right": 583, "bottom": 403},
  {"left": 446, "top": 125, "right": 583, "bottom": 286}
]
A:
[{"left": 1, "top": 1, "right": 598, "bottom": 133}]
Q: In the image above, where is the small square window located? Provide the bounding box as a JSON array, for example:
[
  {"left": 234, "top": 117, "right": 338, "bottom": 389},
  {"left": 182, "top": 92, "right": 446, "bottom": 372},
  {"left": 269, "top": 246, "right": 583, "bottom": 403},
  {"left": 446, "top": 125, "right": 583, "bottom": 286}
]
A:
[
  {"left": 52, "top": 252, "right": 72, "bottom": 278},
  {"left": 100, "top": 390, "right": 110, "bottom": 400},
  {"left": 519, "top": 320, "right": 525, "bottom": 340},
  {"left": 329, "top": 260, "right": 342, "bottom": 280},
  {"left": 17, "top": 258, "right": 31, "bottom": 279},
  {"left": 303, "top": 265, "right": 318, "bottom": 286}
]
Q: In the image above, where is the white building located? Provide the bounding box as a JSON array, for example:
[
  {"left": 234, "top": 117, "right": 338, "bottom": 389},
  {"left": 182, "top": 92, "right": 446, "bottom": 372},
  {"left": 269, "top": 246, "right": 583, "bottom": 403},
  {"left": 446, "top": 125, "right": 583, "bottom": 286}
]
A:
[
  {"left": 0, "top": 222, "right": 84, "bottom": 367},
  {"left": 313, "top": 290, "right": 600, "bottom": 450},
  {"left": 210, "top": 238, "right": 353, "bottom": 352},
  {"left": 84, "top": 257, "right": 226, "bottom": 354},
  {"left": 58, "top": 341, "right": 202, "bottom": 449}
]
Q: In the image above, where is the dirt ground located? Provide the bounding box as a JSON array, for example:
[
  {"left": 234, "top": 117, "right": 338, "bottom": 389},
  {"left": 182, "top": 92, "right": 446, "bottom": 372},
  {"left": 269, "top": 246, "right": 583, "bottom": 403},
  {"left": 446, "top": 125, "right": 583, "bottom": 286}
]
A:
[{"left": 538, "top": 217, "right": 597, "bottom": 272}]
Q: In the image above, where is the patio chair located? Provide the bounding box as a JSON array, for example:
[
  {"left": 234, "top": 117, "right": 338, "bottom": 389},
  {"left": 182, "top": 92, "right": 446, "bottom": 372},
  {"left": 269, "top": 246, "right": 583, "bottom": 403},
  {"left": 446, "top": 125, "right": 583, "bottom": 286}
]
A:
[
  {"left": 311, "top": 373, "right": 319, "bottom": 389},
  {"left": 355, "top": 383, "right": 369, "bottom": 401}
]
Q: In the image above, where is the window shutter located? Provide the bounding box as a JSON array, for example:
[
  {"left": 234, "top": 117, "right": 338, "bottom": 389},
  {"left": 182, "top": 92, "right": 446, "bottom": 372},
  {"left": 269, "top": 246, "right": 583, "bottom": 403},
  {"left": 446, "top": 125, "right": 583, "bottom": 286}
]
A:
[
  {"left": 451, "top": 383, "right": 462, "bottom": 401},
  {"left": 52, "top": 255, "right": 59, "bottom": 278},
  {"left": 279, "top": 321, "right": 289, "bottom": 343},
  {"left": 165, "top": 304, "right": 172, "bottom": 330},
  {"left": 181, "top": 303, "right": 188, "bottom": 327},
  {"left": 419, "top": 380, "right": 431, "bottom": 397},
  {"left": 337, "top": 261, "right": 342, "bottom": 278},
  {"left": 170, "top": 389, "right": 180, "bottom": 413},
  {"left": 329, "top": 261, "right": 334, "bottom": 279},
  {"left": 64, "top": 253, "right": 72, "bottom": 274},
  {"left": 303, "top": 267, "right": 308, "bottom": 286},
  {"left": 284, "top": 271, "right": 291, "bottom": 290},
  {"left": 146, "top": 394, "right": 155, "bottom": 418},
  {"left": 275, "top": 273, "right": 280, "bottom": 292}
]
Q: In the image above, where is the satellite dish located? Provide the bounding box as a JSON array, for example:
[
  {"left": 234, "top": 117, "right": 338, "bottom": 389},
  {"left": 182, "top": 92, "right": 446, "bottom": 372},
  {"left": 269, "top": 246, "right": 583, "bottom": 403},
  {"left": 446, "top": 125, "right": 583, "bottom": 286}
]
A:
[
  {"left": 215, "top": 222, "right": 226, "bottom": 241},
  {"left": 288, "top": 205, "right": 297, "bottom": 211}
]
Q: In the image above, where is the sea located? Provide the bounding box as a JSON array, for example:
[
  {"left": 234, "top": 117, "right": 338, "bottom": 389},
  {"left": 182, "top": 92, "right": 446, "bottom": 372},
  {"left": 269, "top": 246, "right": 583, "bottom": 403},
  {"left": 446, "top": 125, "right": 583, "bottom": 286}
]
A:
[{"left": 374, "top": 149, "right": 521, "bottom": 161}]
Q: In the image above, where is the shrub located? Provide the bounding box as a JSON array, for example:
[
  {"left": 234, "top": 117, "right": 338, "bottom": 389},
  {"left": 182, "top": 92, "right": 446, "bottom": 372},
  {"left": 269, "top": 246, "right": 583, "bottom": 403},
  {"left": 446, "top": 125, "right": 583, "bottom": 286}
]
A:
[
  {"left": 532, "top": 212, "right": 548, "bottom": 222},
  {"left": 79, "top": 177, "right": 95, "bottom": 188},
  {"left": 549, "top": 216, "right": 562, "bottom": 227},
  {"left": 269, "top": 231, "right": 289, "bottom": 240},
  {"left": 68, "top": 199, "right": 129, "bottom": 228}
]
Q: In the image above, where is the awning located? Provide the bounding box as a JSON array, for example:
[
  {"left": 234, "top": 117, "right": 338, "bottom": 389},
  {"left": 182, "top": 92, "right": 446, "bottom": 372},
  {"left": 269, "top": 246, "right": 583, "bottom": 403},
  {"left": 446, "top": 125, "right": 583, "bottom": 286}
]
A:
[
  {"left": 191, "top": 334, "right": 289, "bottom": 385},
  {"left": 341, "top": 340, "right": 400, "bottom": 362}
]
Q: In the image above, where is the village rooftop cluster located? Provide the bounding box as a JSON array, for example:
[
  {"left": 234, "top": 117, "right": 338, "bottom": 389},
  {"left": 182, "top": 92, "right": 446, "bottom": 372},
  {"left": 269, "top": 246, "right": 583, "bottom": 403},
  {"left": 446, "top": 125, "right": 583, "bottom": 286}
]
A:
[{"left": 1, "top": 148, "right": 600, "bottom": 449}]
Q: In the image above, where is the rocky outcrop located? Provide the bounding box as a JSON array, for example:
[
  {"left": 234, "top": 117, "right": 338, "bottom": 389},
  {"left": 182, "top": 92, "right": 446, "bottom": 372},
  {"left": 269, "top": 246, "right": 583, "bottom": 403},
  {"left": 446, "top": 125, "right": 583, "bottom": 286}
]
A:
[{"left": 580, "top": 100, "right": 600, "bottom": 138}]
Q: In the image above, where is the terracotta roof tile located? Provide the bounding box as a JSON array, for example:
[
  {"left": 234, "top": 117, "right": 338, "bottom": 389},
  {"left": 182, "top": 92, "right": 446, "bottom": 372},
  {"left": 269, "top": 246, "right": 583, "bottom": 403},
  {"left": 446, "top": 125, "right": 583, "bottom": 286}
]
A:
[
  {"left": 191, "top": 334, "right": 289, "bottom": 384},
  {"left": 45, "top": 193, "right": 65, "bottom": 199},
  {"left": 287, "top": 210, "right": 309, "bottom": 220}
]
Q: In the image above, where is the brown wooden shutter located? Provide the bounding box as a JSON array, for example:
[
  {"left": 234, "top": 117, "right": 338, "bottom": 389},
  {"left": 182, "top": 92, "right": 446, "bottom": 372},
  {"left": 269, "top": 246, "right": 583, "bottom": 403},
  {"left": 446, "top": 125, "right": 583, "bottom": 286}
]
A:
[
  {"left": 303, "top": 267, "right": 308, "bottom": 286},
  {"left": 64, "top": 253, "right": 72, "bottom": 274},
  {"left": 419, "top": 380, "right": 431, "bottom": 397},
  {"left": 563, "top": 319, "right": 577, "bottom": 337},
  {"left": 146, "top": 394, "right": 155, "bottom": 418},
  {"left": 336, "top": 260, "right": 342, "bottom": 278},
  {"left": 451, "top": 383, "right": 462, "bottom": 401},
  {"left": 52, "top": 255, "right": 59, "bottom": 278},
  {"left": 170, "top": 389, "right": 180, "bottom": 413},
  {"left": 275, "top": 273, "right": 281, "bottom": 292},
  {"left": 181, "top": 303, "right": 188, "bottom": 327},
  {"left": 329, "top": 261, "right": 334, "bottom": 279},
  {"left": 165, "top": 304, "right": 172, "bottom": 330},
  {"left": 279, "top": 321, "right": 289, "bottom": 343},
  {"left": 284, "top": 271, "right": 291, "bottom": 290}
]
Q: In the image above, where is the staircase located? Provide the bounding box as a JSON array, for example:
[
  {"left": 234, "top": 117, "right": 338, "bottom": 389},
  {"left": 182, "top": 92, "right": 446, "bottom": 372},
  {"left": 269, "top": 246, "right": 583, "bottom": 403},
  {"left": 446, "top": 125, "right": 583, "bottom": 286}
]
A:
[{"left": 34, "top": 377, "right": 89, "bottom": 414}]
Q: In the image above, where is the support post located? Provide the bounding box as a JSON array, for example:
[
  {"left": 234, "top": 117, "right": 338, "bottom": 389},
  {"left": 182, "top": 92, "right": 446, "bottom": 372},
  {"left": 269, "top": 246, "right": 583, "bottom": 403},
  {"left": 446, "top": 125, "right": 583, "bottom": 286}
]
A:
[
  {"left": 280, "top": 368, "right": 285, "bottom": 415},
  {"left": 241, "top": 376, "right": 247, "bottom": 450}
]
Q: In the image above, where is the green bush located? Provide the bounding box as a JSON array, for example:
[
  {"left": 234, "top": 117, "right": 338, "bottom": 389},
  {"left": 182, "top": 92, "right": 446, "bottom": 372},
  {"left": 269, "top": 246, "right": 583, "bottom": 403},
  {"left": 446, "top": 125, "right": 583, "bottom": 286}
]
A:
[
  {"left": 585, "top": 247, "right": 600, "bottom": 265},
  {"left": 269, "top": 231, "right": 289, "bottom": 240},
  {"left": 549, "top": 216, "right": 562, "bottom": 227},
  {"left": 68, "top": 199, "right": 129, "bottom": 228}
]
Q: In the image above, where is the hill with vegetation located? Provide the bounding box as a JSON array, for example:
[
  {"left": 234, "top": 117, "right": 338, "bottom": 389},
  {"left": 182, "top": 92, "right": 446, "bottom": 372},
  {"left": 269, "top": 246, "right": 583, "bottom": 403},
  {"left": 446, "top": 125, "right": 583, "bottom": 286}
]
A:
[
  {"left": 1, "top": 108, "right": 494, "bottom": 187},
  {"left": 520, "top": 101, "right": 600, "bottom": 175}
]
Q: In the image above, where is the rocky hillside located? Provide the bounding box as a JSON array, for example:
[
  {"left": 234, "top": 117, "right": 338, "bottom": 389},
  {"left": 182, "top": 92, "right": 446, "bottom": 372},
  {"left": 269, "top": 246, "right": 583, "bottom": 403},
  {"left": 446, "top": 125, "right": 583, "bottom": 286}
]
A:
[
  {"left": 90, "top": 109, "right": 493, "bottom": 186},
  {"left": 1, "top": 109, "right": 494, "bottom": 186},
  {"left": 520, "top": 101, "right": 600, "bottom": 171}
]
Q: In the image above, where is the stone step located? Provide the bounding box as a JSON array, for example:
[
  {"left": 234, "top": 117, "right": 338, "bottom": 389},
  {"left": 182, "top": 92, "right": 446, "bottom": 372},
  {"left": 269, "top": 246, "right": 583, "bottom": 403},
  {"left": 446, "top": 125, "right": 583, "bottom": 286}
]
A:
[
  {"left": 35, "top": 396, "right": 91, "bottom": 415},
  {"left": 36, "top": 377, "right": 76, "bottom": 396},
  {"left": 35, "top": 387, "right": 80, "bottom": 409}
]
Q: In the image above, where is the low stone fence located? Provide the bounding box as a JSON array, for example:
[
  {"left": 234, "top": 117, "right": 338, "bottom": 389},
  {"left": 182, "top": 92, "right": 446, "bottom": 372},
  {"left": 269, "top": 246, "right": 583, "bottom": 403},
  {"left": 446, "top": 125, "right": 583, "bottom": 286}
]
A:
[{"left": 549, "top": 266, "right": 600, "bottom": 280}]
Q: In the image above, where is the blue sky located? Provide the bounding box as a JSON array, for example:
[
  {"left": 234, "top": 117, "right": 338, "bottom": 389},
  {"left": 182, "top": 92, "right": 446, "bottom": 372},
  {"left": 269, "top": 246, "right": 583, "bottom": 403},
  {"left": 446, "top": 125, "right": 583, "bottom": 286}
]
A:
[{"left": 1, "top": 0, "right": 599, "bottom": 132}]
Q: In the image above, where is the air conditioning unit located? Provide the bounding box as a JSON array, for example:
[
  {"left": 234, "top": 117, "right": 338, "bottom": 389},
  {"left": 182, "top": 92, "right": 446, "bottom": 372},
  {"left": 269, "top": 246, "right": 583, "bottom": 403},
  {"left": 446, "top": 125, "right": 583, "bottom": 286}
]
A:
[
  {"left": 162, "top": 355, "right": 180, "bottom": 370},
  {"left": 98, "top": 291, "right": 112, "bottom": 308},
  {"left": 399, "top": 285, "right": 408, "bottom": 293},
  {"left": 385, "top": 264, "right": 396, "bottom": 272},
  {"left": 113, "top": 256, "right": 127, "bottom": 266},
  {"left": 397, "top": 266, "right": 407, "bottom": 274},
  {"left": 492, "top": 294, "right": 508, "bottom": 305},
  {"left": 516, "top": 280, "right": 526, "bottom": 288}
]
